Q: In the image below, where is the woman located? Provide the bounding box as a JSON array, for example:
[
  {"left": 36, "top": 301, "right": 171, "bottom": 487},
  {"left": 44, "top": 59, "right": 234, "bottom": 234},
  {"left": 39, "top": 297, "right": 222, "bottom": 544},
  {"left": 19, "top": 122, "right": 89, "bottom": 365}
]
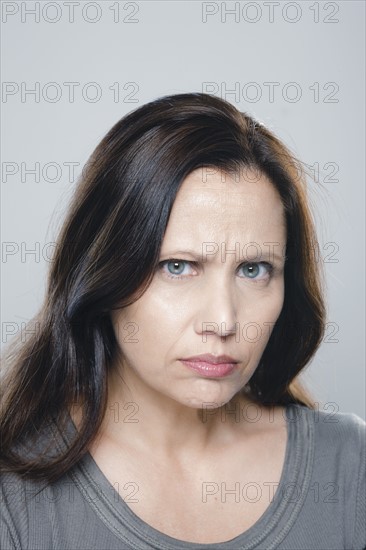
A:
[{"left": 1, "top": 93, "right": 365, "bottom": 549}]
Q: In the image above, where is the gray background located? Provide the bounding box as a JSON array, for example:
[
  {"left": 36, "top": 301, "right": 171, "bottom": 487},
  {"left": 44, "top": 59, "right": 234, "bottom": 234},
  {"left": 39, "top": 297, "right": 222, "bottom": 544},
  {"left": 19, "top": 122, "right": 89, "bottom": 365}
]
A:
[{"left": 1, "top": 1, "right": 365, "bottom": 419}]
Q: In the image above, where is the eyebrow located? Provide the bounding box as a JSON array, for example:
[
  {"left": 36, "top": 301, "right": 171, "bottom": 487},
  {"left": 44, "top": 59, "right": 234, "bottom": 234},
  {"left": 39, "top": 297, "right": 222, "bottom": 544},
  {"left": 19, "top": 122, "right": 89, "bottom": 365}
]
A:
[{"left": 160, "top": 248, "right": 286, "bottom": 263}]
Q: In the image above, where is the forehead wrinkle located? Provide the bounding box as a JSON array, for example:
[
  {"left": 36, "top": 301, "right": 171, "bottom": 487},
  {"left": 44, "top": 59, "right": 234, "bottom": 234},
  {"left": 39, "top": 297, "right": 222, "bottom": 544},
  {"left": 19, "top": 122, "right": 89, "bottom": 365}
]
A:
[
  {"left": 175, "top": 179, "right": 283, "bottom": 218},
  {"left": 163, "top": 170, "right": 286, "bottom": 259},
  {"left": 170, "top": 197, "right": 285, "bottom": 237}
]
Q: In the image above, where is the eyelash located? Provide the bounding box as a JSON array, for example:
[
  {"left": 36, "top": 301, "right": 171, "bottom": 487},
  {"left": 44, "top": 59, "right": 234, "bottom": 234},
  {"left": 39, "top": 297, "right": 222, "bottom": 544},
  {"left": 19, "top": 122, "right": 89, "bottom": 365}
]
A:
[{"left": 158, "top": 259, "right": 274, "bottom": 282}]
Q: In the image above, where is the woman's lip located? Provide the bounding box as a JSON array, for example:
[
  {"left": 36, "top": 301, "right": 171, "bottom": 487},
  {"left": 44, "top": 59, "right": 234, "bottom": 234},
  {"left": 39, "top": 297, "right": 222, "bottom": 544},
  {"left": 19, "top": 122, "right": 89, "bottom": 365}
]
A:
[
  {"left": 181, "top": 354, "right": 238, "bottom": 364},
  {"left": 180, "top": 360, "right": 237, "bottom": 378}
]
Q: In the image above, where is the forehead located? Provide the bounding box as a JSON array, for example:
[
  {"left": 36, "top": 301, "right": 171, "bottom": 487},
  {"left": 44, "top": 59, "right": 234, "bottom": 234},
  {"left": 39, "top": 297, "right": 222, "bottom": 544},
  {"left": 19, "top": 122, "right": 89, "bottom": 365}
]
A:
[{"left": 161, "top": 168, "right": 286, "bottom": 253}]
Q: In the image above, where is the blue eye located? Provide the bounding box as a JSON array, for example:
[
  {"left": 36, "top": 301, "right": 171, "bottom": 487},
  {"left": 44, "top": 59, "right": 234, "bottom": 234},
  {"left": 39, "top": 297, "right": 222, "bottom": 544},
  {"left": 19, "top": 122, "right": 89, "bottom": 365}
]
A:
[
  {"left": 167, "top": 260, "right": 186, "bottom": 276},
  {"left": 159, "top": 259, "right": 273, "bottom": 282},
  {"left": 160, "top": 260, "right": 194, "bottom": 279},
  {"left": 239, "top": 262, "right": 272, "bottom": 280}
]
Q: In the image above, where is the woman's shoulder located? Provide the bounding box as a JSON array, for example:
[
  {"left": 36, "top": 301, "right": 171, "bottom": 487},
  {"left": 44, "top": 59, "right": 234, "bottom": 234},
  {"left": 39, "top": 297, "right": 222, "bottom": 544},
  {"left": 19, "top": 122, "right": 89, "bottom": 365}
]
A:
[
  {"left": 0, "top": 466, "right": 82, "bottom": 550},
  {"left": 1, "top": 470, "right": 40, "bottom": 550},
  {"left": 287, "top": 404, "right": 366, "bottom": 548},
  {"left": 289, "top": 402, "right": 366, "bottom": 466},
  {"left": 289, "top": 402, "right": 365, "bottom": 437},
  {"left": 291, "top": 402, "right": 365, "bottom": 434}
]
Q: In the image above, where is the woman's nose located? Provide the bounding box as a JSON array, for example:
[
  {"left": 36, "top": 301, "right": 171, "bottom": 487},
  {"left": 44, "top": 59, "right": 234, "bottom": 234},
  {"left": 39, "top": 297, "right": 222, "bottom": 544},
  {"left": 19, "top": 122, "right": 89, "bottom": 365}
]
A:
[{"left": 194, "top": 277, "right": 238, "bottom": 340}]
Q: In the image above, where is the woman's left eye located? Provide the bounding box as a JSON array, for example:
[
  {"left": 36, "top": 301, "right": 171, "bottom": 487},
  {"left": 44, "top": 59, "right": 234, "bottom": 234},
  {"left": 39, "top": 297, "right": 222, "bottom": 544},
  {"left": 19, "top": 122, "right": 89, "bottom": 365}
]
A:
[
  {"left": 160, "top": 260, "right": 195, "bottom": 279},
  {"left": 239, "top": 262, "right": 273, "bottom": 281}
]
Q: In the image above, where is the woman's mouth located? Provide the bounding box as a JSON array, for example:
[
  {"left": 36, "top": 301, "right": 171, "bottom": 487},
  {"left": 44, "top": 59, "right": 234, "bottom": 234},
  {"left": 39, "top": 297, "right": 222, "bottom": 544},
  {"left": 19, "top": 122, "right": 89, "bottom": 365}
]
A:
[{"left": 180, "top": 354, "right": 238, "bottom": 378}]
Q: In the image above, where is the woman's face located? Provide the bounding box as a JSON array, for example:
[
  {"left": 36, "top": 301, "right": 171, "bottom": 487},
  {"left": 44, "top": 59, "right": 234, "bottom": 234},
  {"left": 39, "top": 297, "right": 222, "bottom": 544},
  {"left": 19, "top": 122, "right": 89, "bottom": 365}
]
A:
[{"left": 111, "top": 167, "right": 286, "bottom": 409}]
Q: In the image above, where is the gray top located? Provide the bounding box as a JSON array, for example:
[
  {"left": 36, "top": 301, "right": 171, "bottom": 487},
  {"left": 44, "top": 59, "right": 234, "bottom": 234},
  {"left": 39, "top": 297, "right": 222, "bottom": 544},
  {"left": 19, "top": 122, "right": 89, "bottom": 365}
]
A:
[{"left": 1, "top": 404, "right": 365, "bottom": 549}]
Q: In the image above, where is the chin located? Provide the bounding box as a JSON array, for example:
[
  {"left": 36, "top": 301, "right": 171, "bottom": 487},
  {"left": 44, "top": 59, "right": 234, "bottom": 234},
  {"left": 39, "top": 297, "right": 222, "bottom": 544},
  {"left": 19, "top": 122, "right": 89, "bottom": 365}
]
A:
[{"left": 180, "top": 385, "right": 238, "bottom": 410}]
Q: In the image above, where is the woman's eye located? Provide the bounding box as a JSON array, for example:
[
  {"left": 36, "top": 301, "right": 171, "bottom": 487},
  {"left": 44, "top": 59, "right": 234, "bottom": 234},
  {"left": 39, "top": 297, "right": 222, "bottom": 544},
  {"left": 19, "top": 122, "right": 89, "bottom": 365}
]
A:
[
  {"left": 159, "top": 260, "right": 273, "bottom": 281},
  {"left": 159, "top": 260, "right": 195, "bottom": 279},
  {"left": 239, "top": 262, "right": 273, "bottom": 281}
]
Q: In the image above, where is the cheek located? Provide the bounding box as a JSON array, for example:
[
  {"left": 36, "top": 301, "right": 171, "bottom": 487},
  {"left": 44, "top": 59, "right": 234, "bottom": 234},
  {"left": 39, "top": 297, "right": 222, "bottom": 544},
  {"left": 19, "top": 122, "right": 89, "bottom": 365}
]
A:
[
  {"left": 240, "top": 282, "right": 284, "bottom": 323},
  {"left": 111, "top": 309, "right": 133, "bottom": 347},
  {"left": 238, "top": 287, "right": 284, "bottom": 352},
  {"left": 111, "top": 294, "right": 156, "bottom": 341},
  {"left": 259, "top": 291, "right": 284, "bottom": 322},
  {"left": 111, "top": 296, "right": 185, "bottom": 362}
]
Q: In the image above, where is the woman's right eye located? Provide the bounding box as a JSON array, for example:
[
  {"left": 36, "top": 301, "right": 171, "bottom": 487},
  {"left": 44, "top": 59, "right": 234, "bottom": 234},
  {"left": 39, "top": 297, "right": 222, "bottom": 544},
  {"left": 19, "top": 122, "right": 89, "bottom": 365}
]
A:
[{"left": 159, "top": 260, "right": 196, "bottom": 280}]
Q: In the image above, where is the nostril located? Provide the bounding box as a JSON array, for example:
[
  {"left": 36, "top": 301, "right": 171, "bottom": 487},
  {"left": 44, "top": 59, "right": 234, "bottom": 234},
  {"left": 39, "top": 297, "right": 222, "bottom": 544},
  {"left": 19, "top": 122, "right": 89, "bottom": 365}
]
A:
[
  {"left": 200, "top": 321, "right": 239, "bottom": 339},
  {"left": 219, "top": 321, "right": 239, "bottom": 338}
]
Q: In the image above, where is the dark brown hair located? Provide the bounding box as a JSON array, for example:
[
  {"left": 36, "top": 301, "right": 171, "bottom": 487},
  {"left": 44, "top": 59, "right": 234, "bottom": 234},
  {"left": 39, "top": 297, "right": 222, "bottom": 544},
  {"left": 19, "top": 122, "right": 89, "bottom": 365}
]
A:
[{"left": 0, "top": 92, "right": 326, "bottom": 483}]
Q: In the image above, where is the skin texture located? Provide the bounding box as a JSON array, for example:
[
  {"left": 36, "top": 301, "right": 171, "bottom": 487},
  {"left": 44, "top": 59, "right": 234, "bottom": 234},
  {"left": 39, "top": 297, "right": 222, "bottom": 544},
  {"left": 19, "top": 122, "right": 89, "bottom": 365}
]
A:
[{"left": 87, "top": 168, "right": 288, "bottom": 543}]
